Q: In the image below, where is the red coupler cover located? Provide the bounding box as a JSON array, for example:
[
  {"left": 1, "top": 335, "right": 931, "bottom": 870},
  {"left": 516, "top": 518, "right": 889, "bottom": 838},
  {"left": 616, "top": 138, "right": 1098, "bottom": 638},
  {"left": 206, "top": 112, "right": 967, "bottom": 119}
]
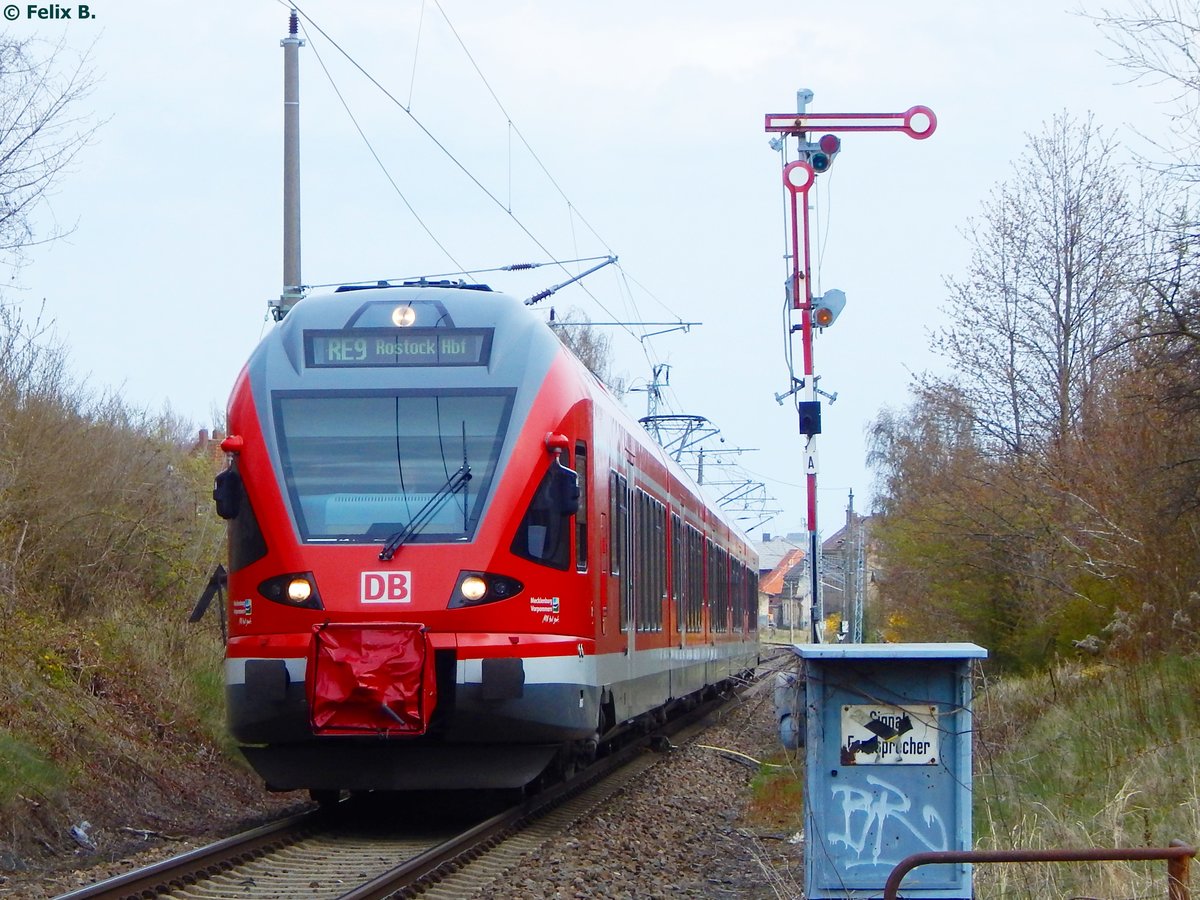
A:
[{"left": 309, "top": 623, "right": 437, "bottom": 735}]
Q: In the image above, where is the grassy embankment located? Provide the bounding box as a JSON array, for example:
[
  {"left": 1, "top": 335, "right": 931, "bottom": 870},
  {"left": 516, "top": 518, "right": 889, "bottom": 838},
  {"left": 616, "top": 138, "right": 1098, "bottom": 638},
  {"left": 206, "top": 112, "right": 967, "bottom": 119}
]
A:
[{"left": 0, "top": 308, "right": 285, "bottom": 876}]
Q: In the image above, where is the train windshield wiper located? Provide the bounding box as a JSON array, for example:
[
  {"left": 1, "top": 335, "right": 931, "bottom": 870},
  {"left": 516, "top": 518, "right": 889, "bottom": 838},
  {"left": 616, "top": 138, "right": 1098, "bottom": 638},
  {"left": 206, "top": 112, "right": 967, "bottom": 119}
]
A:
[{"left": 378, "top": 464, "right": 472, "bottom": 561}]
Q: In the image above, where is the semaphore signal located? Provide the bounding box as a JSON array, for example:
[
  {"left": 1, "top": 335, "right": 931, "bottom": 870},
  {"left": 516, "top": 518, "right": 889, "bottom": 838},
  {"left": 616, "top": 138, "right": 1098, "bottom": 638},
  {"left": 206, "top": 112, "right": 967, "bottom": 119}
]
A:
[{"left": 765, "top": 91, "right": 936, "bottom": 643}]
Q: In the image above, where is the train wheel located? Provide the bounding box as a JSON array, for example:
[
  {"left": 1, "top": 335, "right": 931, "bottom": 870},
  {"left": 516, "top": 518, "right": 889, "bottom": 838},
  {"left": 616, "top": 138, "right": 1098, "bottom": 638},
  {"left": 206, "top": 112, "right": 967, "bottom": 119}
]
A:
[
  {"left": 309, "top": 789, "right": 341, "bottom": 808},
  {"left": 577, "top": 737, "right": 598, "bottom": 767}
]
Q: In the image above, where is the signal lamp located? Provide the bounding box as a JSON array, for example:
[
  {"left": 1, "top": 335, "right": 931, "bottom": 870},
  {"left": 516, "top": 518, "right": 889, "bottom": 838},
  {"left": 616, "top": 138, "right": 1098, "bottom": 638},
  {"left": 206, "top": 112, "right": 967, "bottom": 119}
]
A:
[
  {"left": 799, "top": 401, "right": 822, "bottom": 437},
  {"left": 811, "top": 289, "right": 846, "bottom": 328},
  {"left": 807, "top": 134, "right": 842, "bottom": 173}
]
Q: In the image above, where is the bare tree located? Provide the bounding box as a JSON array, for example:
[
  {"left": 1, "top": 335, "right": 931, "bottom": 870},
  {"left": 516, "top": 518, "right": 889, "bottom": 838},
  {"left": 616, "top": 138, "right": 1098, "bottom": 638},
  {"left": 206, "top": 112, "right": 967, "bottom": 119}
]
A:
[
  {"left": 868, "top": 115, "right": 1161, "bottom": 666},
  {"left": 0, "top": 34, "right": 100, "bottom": 268},
  {"left": 929, "top": 113, "right": 1139, "bottom": 456},
  {"left": 1093, "top": 0, "right": 1200, "bottom": 171}
]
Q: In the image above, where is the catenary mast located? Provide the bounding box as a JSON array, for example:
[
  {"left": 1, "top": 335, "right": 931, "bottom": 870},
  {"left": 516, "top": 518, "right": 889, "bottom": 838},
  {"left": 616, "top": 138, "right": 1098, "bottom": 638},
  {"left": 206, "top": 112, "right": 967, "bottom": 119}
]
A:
[{"left": 280, "top": 9, "right": 304, "bottom": 315}]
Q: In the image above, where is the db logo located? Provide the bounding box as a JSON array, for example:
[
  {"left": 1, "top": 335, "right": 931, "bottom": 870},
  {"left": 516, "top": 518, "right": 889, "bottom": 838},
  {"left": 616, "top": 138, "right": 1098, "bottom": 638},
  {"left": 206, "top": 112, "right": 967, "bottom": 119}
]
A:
[{"left": 361, "top": 571, "right": 412, "bottom": 603}]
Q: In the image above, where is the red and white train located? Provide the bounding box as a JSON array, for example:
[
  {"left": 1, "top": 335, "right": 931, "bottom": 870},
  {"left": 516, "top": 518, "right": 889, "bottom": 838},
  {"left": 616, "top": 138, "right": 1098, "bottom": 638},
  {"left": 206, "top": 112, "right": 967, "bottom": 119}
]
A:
[{"left": 214, "top": 281, "right": 759, "bottom": 794}]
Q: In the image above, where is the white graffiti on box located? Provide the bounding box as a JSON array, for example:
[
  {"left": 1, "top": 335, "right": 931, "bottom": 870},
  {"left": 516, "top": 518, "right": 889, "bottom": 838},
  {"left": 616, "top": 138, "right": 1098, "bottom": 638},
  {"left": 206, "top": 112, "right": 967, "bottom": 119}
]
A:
[{"left": 829, "top": 774, "right": 949, "bottom": 868}]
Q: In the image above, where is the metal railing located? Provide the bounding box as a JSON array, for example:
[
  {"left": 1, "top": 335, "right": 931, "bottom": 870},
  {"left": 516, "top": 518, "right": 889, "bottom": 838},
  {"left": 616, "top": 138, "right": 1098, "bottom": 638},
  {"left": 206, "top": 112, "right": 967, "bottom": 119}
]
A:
[{"left": 884, "top": 841, "right": 1197, "bottom": 900}]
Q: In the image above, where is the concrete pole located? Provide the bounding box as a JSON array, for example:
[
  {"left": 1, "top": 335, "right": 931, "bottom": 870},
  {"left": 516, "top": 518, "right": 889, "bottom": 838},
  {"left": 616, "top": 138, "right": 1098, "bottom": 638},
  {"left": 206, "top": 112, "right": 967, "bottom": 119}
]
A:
[{"left": 281, "top": 10, "right": 304, "bottom": 306}]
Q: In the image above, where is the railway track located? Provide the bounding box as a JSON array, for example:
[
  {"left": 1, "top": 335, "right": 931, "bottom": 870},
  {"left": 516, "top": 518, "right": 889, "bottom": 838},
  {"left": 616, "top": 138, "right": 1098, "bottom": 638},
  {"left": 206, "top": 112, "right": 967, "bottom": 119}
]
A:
[{"left": 55, "top": 679, "right": 757, "bottom": 900}]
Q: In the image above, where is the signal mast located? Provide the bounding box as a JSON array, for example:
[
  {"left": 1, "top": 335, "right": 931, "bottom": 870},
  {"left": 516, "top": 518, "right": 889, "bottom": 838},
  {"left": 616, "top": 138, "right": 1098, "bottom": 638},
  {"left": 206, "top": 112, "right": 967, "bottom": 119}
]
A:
[{"left": 765, "top": 92, "right": 935, "bottom": 643}]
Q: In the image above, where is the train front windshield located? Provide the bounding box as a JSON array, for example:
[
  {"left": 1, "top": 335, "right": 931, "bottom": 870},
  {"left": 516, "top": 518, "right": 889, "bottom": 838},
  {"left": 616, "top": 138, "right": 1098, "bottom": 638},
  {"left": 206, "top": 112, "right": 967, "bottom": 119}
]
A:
[{"left": 273, "top": 390, "right": 515, "bottom": 543}]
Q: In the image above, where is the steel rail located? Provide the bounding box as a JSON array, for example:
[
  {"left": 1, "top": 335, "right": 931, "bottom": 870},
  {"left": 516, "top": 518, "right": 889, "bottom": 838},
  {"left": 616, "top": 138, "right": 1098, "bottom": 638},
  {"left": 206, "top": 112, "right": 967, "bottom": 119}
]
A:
[
  {"left": 335, "top": 687, "right": 738, "bottom": 899},
  {"left": 54, "top": 808, "right": 325, "bottom": 900},
  {"left": 53, "top": 678, "right": 751, "bottom": 900}
]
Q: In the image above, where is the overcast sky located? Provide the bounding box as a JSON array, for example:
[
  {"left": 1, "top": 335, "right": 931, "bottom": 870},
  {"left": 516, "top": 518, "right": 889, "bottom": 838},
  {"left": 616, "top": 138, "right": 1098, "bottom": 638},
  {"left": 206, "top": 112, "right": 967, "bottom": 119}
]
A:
[{"left": 9, "top": 0, "right": 1177, "bottom": 539}]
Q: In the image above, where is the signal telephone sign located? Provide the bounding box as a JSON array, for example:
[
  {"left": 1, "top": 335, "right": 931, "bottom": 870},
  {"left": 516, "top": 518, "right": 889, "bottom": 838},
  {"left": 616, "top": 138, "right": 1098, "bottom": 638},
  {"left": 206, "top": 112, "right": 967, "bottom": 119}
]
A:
[{"left": 841, "top": 704, "right": 939, "bottom": 765}]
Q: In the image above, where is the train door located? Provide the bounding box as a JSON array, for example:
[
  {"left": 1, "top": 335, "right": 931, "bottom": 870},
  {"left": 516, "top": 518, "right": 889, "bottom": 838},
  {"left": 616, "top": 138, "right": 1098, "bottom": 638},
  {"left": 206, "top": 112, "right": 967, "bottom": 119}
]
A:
[
  {"left": 599, "top": 504, "right": 608, "bottom": 636},
  {"left": 607, "top": 470, "right": 630, "bottom": 654},
  {"left": 619, "top": 477, "right": 634, "bottom": 660}
]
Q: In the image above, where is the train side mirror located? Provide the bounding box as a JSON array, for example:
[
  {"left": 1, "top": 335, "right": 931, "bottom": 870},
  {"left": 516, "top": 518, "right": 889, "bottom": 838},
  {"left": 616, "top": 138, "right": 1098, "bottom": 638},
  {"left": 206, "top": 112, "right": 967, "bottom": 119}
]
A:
[
  {"left": 551, "top": 459, "right": 580, "bottom": 517},
  {"left": 213, "top": 468, "right": 242, "bottom": 520},
  {"left": 543, "top": 432, "right": 579, "bottom": 516}
]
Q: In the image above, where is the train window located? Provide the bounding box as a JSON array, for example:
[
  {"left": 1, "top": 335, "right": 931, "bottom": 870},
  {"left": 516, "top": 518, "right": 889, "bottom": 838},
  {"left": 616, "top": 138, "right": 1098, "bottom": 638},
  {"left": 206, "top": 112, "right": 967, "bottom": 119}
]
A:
[
  {"left": 632, "top": 490, "right": 666, "bottom": 633},
  {"left": 703, "top": 539, "right": 720, "bottom": 633},
  {"left": 633, "top": 492, "right": 643, "bottom": 628},
  {"left": 747, "top": 564, "right": 759, "bottom": 633},
  {"left": 635, "top": 491, "right": 645, "bottom": 630},
  {"left": 612, "top": 474, "right": 630, "bottom": 628},
  {"left": 609, "top": 473, "right": 616, "bottom": 575},
  {"left": 273, "top": 390, "right": 513, "bottom": 544},
  {"left": 711, "top": 547, "right": 728, "bottom": 633},
  {"left": 730, "top": 560, "right": 739, "bottom": 632},
  {"left": 575, "top": 443, "right": 588, "bottom": 572},
  {"left": 671, "top": 514, "right": 682, "bottom": 634},
  {"left": 225, "top": 461, "right": 268, "bottom": 572},
  {"left": 609, "top": 472, "right": 623, "bottom": 577},
  {"left": 510, "top": 461, "right": 573, "bottom": 570},
  {"left": 652, "top": 499, "right": 665, "bottom": 632},
  {"left": 685, "top": 525, "right": 703, "bottom": 633}
]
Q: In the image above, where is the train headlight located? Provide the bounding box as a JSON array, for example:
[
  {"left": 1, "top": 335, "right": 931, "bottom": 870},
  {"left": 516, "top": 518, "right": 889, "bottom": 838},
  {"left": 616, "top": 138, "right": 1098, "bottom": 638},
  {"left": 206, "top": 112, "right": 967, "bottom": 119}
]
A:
[
  {"left": 287, "top": 578, "right": 313, "bottom": 603},
  {"left": 460, "top": 575, "right": 488, "bottom": 602},
  {"left": 448, "top": 571, "right": 524, "bottom": 608},
  {"left": 391, "top": 305, "right": 416, "bottom": 327},
  {"left": 258, "top": 572, "right": 324, "bottom": 610}
]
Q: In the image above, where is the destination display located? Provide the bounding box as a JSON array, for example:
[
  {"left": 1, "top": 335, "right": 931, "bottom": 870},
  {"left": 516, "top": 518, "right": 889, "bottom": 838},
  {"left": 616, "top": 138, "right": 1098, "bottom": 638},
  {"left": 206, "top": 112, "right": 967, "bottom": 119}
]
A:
[{"left": 304, "top": 328, "right": 493, "bottom": 368}]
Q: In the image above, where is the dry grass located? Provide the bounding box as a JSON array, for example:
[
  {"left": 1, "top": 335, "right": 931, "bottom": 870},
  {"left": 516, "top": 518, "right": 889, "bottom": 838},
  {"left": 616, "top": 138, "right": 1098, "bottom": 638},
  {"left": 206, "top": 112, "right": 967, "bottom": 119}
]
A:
[
  {"left": 745, "top": 752, "right": 805, "bottom": 836},
  {"left": 973, "top": 655, "right": 1200, "bottom": 897}
]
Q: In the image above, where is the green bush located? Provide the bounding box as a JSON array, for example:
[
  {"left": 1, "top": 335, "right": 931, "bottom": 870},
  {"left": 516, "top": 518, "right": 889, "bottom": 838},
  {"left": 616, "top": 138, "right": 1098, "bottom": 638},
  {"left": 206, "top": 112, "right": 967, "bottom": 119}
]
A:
[{"left": 0, "top": 730, "right": 61, "bottom": 805}]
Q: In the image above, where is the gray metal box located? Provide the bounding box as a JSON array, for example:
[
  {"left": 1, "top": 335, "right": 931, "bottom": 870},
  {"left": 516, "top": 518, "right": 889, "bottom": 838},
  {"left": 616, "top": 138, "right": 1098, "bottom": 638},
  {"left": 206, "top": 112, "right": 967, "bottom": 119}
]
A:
[{"left": 799, "top": 643, "right": 987, "bottom": 899}]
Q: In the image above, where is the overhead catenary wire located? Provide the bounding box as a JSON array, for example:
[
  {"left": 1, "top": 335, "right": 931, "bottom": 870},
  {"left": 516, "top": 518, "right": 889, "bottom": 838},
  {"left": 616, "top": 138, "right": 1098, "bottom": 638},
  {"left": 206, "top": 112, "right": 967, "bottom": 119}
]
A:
[
  {"left": 285, "top": 2, "right": 692, "bottom": 346},
  {"left": 304, "top": 255, "right": 616, "bottom": 290},
  {"left": 297, "top": 14, "right": 466, "bottom": 274},
  {"left": 428, "top": 0, "right": 616, "bottom": 257},
  {"left": 286, "top": 5, "right": 571, "bottom": 272},
  {"left": 286, "top": 2, "right": 641, "bottom": 330},
  {"left": 274, "top": 2, "right": 780, "bottom": 526},
  {"left": 404, "top": 0, "right": 425, "bottom": 112}
]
